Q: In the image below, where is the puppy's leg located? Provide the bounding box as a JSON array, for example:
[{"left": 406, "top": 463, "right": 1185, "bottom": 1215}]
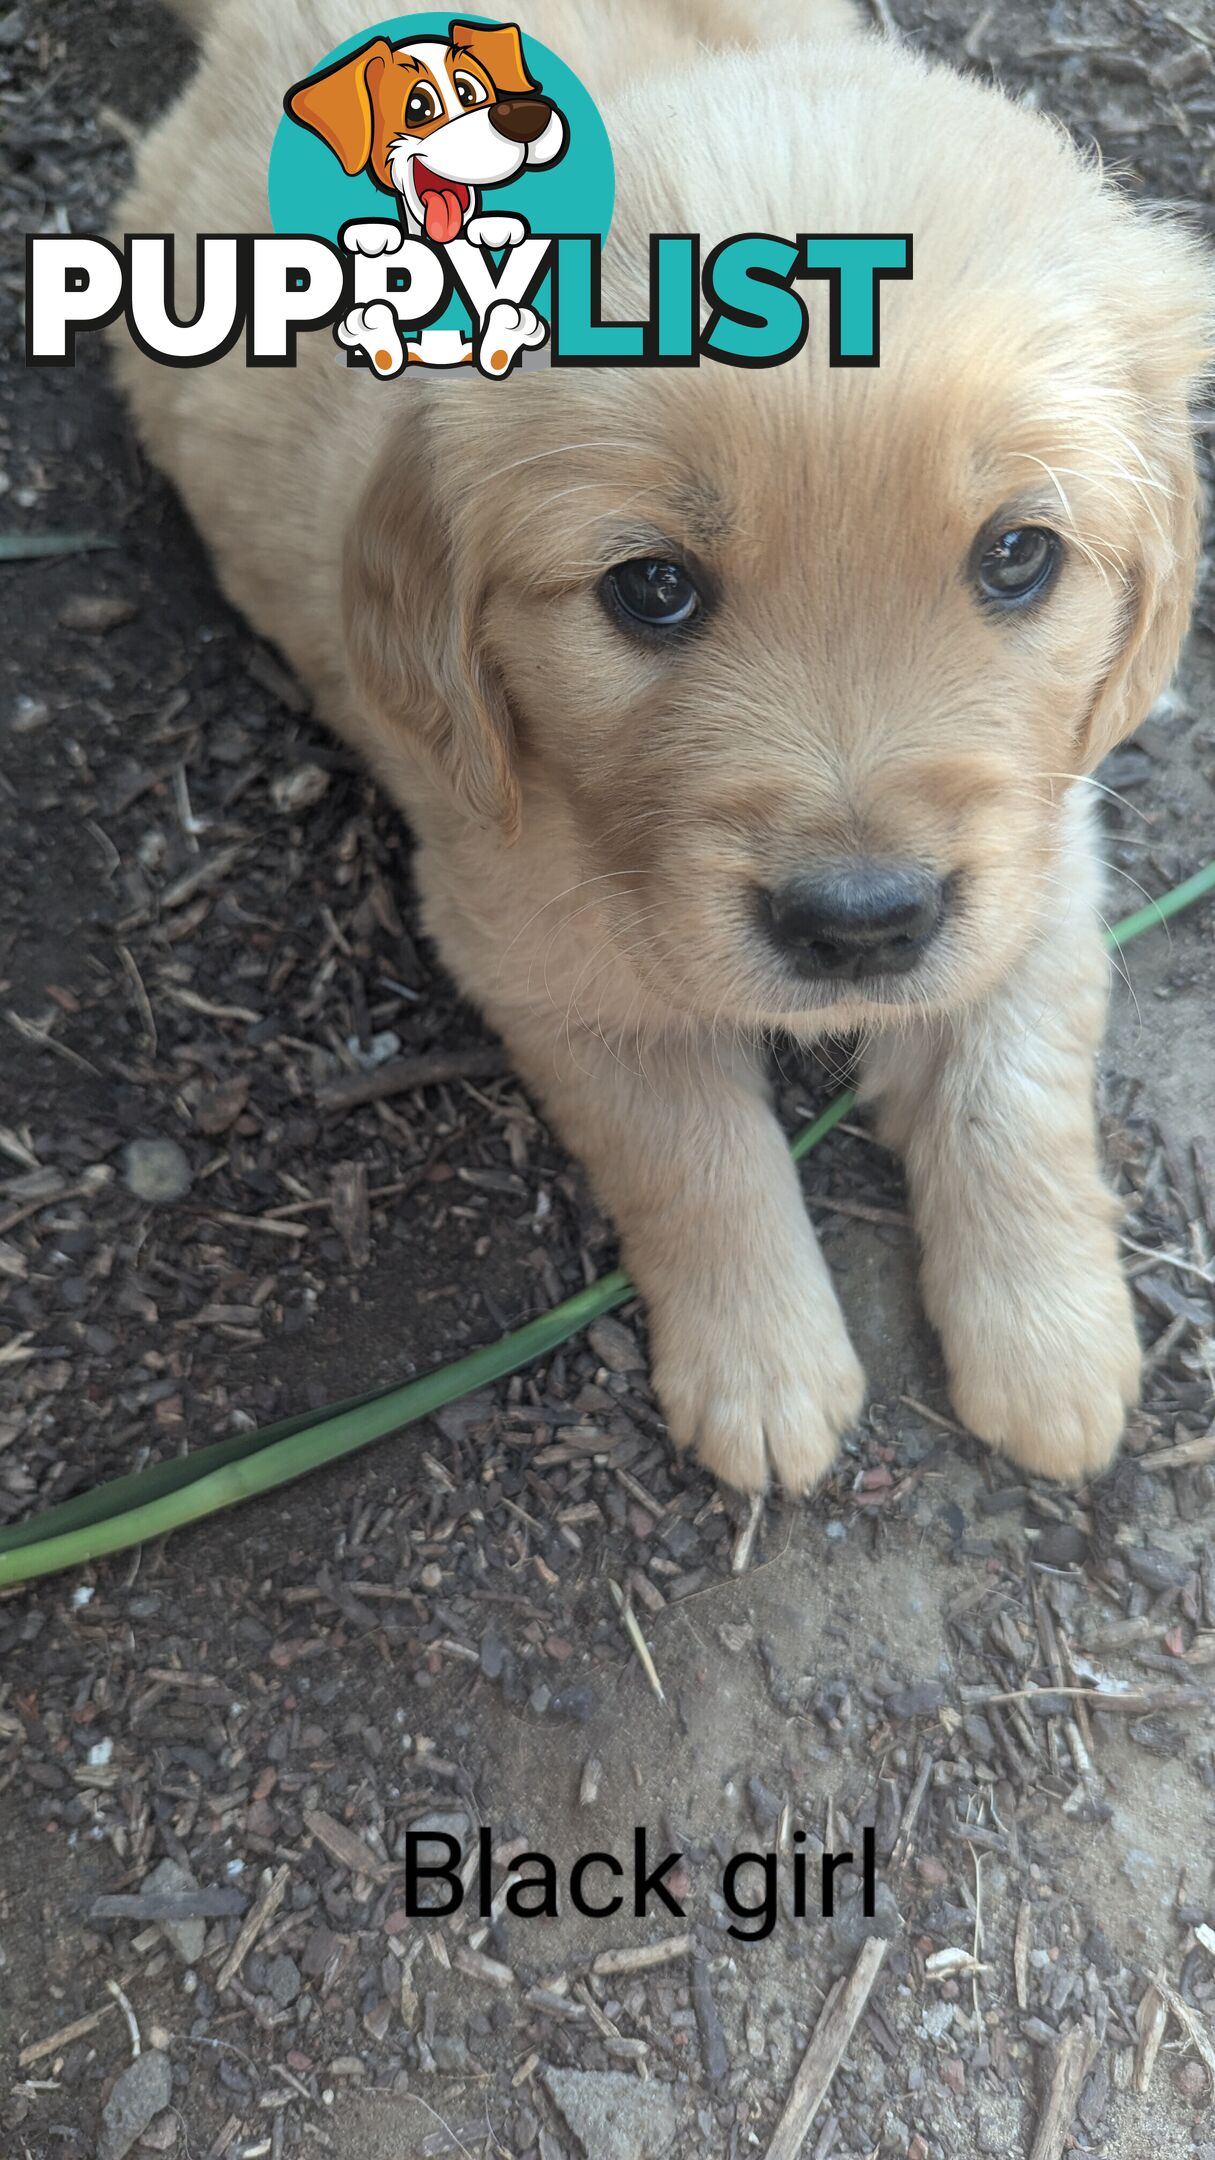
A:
[
  {"left": 500, "top": 1011, "right": 865, "bottom": 1494},
  {"left": 861, "top": 813, "right": 1139, "bottom": 1481}
]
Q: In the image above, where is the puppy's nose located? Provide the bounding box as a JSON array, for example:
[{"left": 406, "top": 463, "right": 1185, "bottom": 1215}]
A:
[
  {"left": 762, "top": 861, "right": 944, "bottom": 979},
  {"left": 489, "top": 96, "right": 552, "bottom": 143}
]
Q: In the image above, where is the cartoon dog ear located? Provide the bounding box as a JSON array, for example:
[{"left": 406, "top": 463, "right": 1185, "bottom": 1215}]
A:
[
  {"left": 343, "top": 429, "right": 520, "bottom": 833},
  {"left": 284, "top": 38, "right": 394, "bottom": 177},
  {"left": 449, "top": 18, "right": 537, "bottom": 97}
]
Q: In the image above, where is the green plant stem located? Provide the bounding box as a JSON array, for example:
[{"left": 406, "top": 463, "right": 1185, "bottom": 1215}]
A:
[
  {"left": 1104, "top": 857, "right": 1215, "bottom": 947},
  {"left": 1, "top": 861, "right": 1211, "bottom": 1588}
]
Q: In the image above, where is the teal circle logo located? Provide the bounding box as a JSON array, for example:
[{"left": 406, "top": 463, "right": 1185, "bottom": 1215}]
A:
[{"left": 268, "top": 15, "right": 613, "bottom": 252}]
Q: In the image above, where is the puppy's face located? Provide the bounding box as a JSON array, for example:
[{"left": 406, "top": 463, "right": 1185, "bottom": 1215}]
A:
[{"left": 346, "top": 41, "right": 1211, "bottom": 1034}]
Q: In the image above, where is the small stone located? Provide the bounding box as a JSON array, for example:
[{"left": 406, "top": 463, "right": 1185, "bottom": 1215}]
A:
[
  {"left": 829, "top": 1879, "right": 902, "bottom": 1956},
  {"left": 747, "top": 1775, "right": 782, "bottom": 1832},
  {"left": 1175, "top": 2058, "right": 1208, "bottom": 2100},
  {"left": 408, "top": 1809, "right": 470, "bottom": 1841},
  {"left": 342, "top": 1028, "right": 401, "bottom": 1071},
  {"left": 1032, "top": 1524, "right": 1088, "bottom": 1569},
  {"left": 975, "top": 2097, "right": 1021, "bottom": 2153},
  {"left": 138, "top": 2115, "right": 178, "bottom": 2152},
  {"left": 9, "top": 694, "right": 50, "bottom": 733},
  {"left": 921, "top": 2002, "right": 953, "bottom": 2042},
  {"left": 431, "top": 2032, "right": 473, "bottom": 2074},
  {"left": 885, "top": 1682, "right": 945, "bottom": 1718},
  {"left": 266, "top": 1953, "right": 301, "bottom": 2008},
  {"left": 99, "top": 2051, "right": 173, "bottom": 2160},
  {"left": 122, "top": 1139, "right": 192, "bottom": 1205},
  {"left": 362, "top": 1997, "right": 392, "bottom": 2043},
  {"left": 587, "top": 1317, "right": 644, "bottom": 1373},
  {"left": 479, "top": 1627, "right": 508, "bottom": 1681},
  {"left": 59, "top": 593, "right": 138, "bottom": 632},
  {"left": 143, "top": 1858, "right": 204, "bottom": 1966},
  {"left": 271, "top": 762, "right": 331, "bottom": 813},
  {"left": 191, "top": 1078, "right": 250, "bottom": 1135},
  {"left": 542, "top": 2067, "right": 678, "bottom": 2159}
]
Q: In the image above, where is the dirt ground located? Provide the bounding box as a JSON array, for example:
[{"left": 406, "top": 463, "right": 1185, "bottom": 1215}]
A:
[{"left": 3, "top": 1, "right": 1215, "bottom": 2156}]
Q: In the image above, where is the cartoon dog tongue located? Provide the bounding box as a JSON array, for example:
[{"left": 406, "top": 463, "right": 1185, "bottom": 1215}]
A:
[{"left": 422, "top": 186, "right": 465, "bottom": 244}]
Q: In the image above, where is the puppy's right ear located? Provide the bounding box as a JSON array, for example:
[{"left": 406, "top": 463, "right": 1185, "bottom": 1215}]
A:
[
  {"left": 285, "top": 39, "right": 394, "bottom": 177},
  {"left": 343, "top": 433, "right": 520, "bottom": 833}
]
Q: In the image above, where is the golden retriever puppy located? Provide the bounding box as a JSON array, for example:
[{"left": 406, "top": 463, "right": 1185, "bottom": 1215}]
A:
[{"left": 112, "top": 0, "right": 1212, "bottom": 1494}]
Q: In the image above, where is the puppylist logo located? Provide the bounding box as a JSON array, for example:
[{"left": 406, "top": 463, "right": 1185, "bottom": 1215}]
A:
[{"left": 25, "top": 12, "right": 912, "bottom": 380}]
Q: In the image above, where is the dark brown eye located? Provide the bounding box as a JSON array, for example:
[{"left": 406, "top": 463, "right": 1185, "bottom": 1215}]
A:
[
  {"left": 976, "top": 526, "right": 1061, "bottom": 607},
  {"left": 602, "top": 558, "right": 702, "bottom": 633},
  {"left": 405, "top": 85, "right": 439, "bottom": 126},
  {"left": 453, "top": 71, "right": 487, "bottom": 109}
]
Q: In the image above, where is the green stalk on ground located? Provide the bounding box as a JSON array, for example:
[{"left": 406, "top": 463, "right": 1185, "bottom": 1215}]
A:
[{"left": 1, "top": 861, "right": 1212, "bottom": 1588}]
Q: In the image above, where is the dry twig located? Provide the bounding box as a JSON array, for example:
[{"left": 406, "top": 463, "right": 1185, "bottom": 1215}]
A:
[{"left": 764, "top": 1937, "right": 889, "bottom": 2160}]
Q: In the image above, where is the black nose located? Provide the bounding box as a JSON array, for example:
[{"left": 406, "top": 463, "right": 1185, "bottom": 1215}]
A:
[
  {"left": 489, "top": 96, "right": 552, "bottom": 144},
  {"left": 761, "top": 861, "right": 944, "bottom": 979}
]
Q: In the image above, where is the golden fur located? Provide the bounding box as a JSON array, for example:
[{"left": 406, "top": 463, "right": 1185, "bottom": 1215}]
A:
[{"left": 113, "top": 0, "right": 1213, "bottom": 1491}]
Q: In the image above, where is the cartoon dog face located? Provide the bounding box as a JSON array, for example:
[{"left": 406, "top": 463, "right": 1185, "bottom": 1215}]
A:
[{"left": 285, "top": 19, "right": 567, "bottom": 242}]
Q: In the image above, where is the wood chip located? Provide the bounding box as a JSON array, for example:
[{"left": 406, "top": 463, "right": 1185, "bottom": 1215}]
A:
[
  {"left": 316, "top": 1047, "right": 509, "bottom": 1113},
  {"left": 1014, "top": 1899, "right": 1032, "bottom": 2012},
  {"left": 731, "top": 1493, "right": 764, "bottom": 1575},
  {"left": 1134, "top": 1983, "right": 1168, "bottom": 2094},
  {"left": 607, "top": 1578, "right": 666, "bottom": 1704},
  {"left": 303, "top": 1810, "right": 389, "bottom": 1883},
  {"left": 1151, "top": 1972, "right": 1215, "bottom": 2084},
  {"left": 90, "top": 1888, "right": 248, "bottom": 1922},
  {"left": 215, "top": 1864, "right": 290, "bottom": 1993},
  {"left": 1030, "top": 2022, "right": 1099, "bottom": 2160},
  {"left": 330, "top": 1161, "right": 370, "bottom": 1268},
  {"left": 1137, "top": 1431, "right": 1215, "bottom": 1471},
  {"left": 965, "top": 1683, "right": 1209, "bottom": 1716},
  {"left": 764, "top": 1937, "right": 889, "bottom": 2160},
  {"left": 17, "top": 2002, "right": 116, "bottom": 2069},
  {"left": 451, "top": 1946, "right": 515, "bottom": 1989},
  {"left": 591, "top": 1934, "right": 693, "bottom": 1976}
]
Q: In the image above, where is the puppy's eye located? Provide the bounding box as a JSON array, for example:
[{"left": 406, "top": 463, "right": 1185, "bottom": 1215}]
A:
[
  {"left": 453, "top": 71, "right": 488, "bottom": 109},
  {"left": 602, "top": 558, "right": 703, "bottom": 634},
  {"left": 976, "top": 526, "right": 1061, "bottom": 607},
  {"left": 405, "top": 85, "right": 440, "bottom": 126}
]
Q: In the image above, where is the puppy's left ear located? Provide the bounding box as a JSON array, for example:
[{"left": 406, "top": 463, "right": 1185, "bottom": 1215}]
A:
[
  {"left": 1082, "top": 229, "right": 1213, "bottom": 768},
  {"left": 449, "top": 18, "right": 537, "bottom": 97},
  {"left": 342, "top": 429, "right": 520, "bottom": 834}
]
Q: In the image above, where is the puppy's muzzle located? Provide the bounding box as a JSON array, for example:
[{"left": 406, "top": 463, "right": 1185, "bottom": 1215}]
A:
[
  {"left": 489, "top": 96, "right": 554, "bottom": 144},
  {"left": 760, "top": 861, "right": 945, "bottom": 980}
]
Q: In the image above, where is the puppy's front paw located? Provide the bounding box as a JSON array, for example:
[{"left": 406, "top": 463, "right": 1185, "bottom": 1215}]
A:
[
  {"left": 649, "top": 1274, "right": 866, "bottom": 1496},
  {"left": 937, "top": 1256, "right": 1140, "bottom": 1483}
]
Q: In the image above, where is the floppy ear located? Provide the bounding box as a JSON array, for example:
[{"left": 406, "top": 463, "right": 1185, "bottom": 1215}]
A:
[
  {"left": 1080, "top": 422, "right": 1202, "bottom": 770},
  {"left": 449, "top": 18, "right": 538, "bottom": 97},
  {"left": 343, "top": 432, "right": 520, "bottom": 833},
  {"left": 284, "top": 38, "right": 394, "bottom": 177},
  {"left": 1081, "top": 234, "right": 1212, "bottom": 770}
]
